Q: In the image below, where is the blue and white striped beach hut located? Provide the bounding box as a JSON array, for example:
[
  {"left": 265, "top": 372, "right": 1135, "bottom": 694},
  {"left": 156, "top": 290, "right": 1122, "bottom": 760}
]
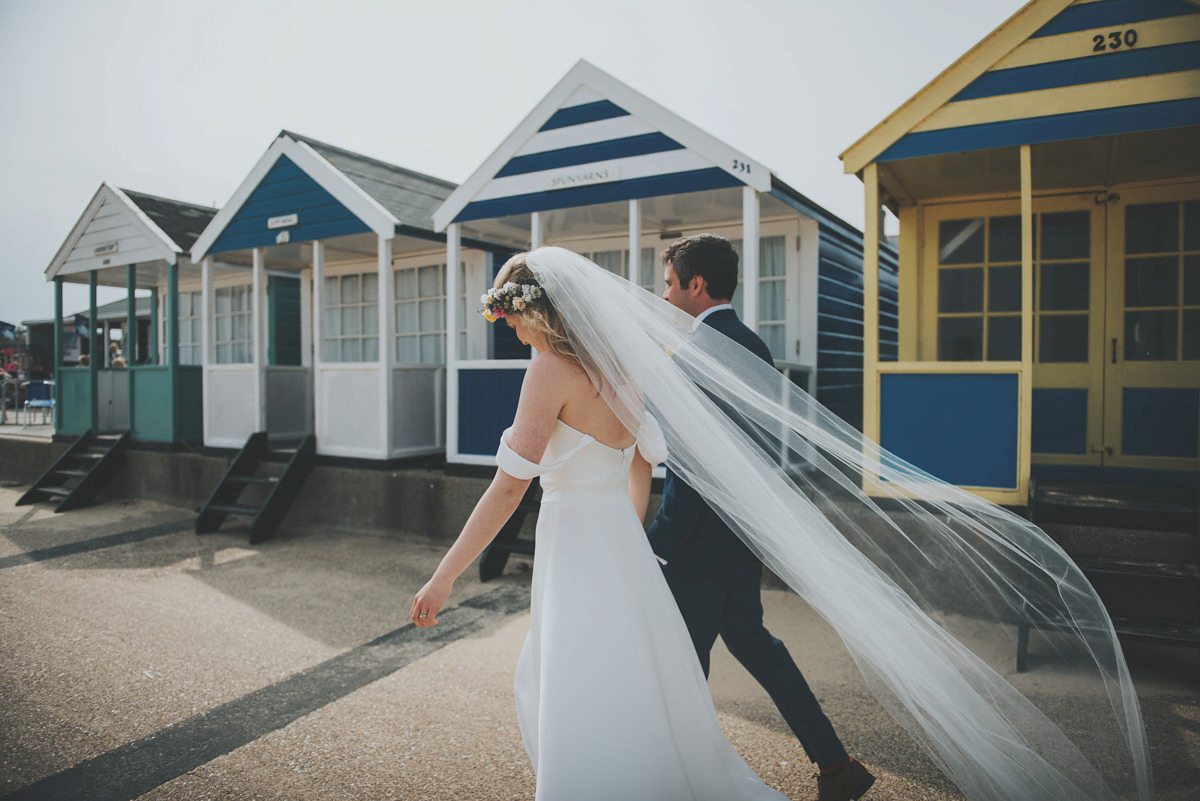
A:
[
  {"left": 844, "top": 0, "right": 1200, "bottom": 504},
  {"left": 190, "top": 131, "right": 509, "bottom": 459},
  {"left": 434, "top": 60, "right": 897, "bottom": 466}
]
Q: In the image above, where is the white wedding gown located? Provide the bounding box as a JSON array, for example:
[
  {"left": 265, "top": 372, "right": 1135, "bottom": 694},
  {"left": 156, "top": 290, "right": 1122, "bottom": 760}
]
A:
[{"left": 496, "top": 418, "right": 786, "bottom": 801}]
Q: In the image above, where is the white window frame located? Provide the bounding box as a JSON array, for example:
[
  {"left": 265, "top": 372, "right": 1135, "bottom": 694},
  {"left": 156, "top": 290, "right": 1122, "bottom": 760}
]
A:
[{"left": 323, "top": 266, "right": 379, "bottom": 363}]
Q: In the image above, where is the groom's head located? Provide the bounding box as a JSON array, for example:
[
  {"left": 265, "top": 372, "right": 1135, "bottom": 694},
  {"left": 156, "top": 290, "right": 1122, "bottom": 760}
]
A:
[{"left": 662, "top": 234, "right": 739, "bottom": 316}]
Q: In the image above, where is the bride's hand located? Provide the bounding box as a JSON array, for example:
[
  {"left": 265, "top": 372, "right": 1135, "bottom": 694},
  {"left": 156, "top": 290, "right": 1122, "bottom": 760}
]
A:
[{"left": 411, "top": 575, "right": 453, "bottom": 628}]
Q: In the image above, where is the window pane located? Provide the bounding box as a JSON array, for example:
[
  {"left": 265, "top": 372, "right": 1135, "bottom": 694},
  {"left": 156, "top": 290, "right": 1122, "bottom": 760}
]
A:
[
  {"left": 938, "top": 317, "right": 982, "bottom": 361},
  {"left": 939, "top": 268, "right": 983, "bottom": 313},
  {"left": 1125, "top": 310, "right": 1177, "bottom": 360},
  {"left": 418, "top": 265, "right": 441, "bottom": 297},
  {"left": 362, "top": 336, "right": 379, "bottom": 362},
  {"left": 395, "top": 268, "right": 416, "bottom": 300},
  {"left": 420, "top": 299, "right": 443, "bottom": 331},
  {"left": 217, "top": 315, "right": 231, "bottom": 341},
  {"left": 987, "top": 316, "right": 1021, "bottom": 361},
  {"left": 324, "top": 307, "right": 340, "bottom": 336},
  {"left": 342, "top": 338, "right": 361, "bottom": 362},
  {"left": 591, "top": 251, "right": 624, "bottom": 278},
  {"left": 1040, "top": 211, "right": 1089, "bottom": 260},
  {"left": 1183, "top": 254, "right": 1199, "bottom": 306},
  {"left": 1126, "top": 202, "right": 1178, "bottom": 254},
  {"left": 1040, "top": 262, "right": 1089, "bottom": 311},
  {"left": 341, "top": 275, "right": 360, "bottom": 304},
  {"left": 938, "top": 218, "right": 984, "bottom": 265},
  {"left": 325, "top": 276, "right": 339, "bottom": 302},
  {"left": 989, "top": 266, "right": 1021, "bottom": 312},
  {"left": 1039, "top": 315, "right": 1088, "bottom": 362},
  {"left": 396, "top": 301, "right": 417, "bottom": 334},
  {"left": 324, "top": 339, "right": 339, "bottom": 362},
  {"left": 1125, "top": 256, "right": 1178, "bottom": 307},
  {"left": 232, "top": 313, "right": 247, "bottom": 341},
  {"left": 216, "top": 290, "right": 231, "bottom": 314},
  {"left": 179, "top": 293, "right": 192, "bottom": 316},
  {"left": 420, "top": 333, "right": 444, "bottom": 363},
  {"left": 1183, "top": 309, "right": 1200, "bottom": 360},
  {"left": 759, "top": 324, "right": 784, "bottom": 361},
  {"left": 761, "top": 236, "right": 786, "bottom": 277},
  {"left": 216, "top": 343, "right": 230, "bottom": 363},
  {"left": 362, "top": 273, "right": 378, "bottom": 303},
  {"left": 1185, "top": 201, "right": 1200, "bottom": 251},
  {"left": 640, "top": 247, "right": 656, "bottom": 288},
  {"left": 190, "top": 318, "right": 201, "bottom": 342},
  {"left": 761, "top": 280, "right": 785, "bottom": 321},
  {"left": 362, "top": 304, "right": 378, "bottom": 334},
  {"left": 989, "top": 216, "right": 1021, "bottom": 263},
  {"left": 342, "top": 307, "right": 360, "bottom": 336},
  {"left": 396, "top": 336, "right": 419, "bottom": 363}
]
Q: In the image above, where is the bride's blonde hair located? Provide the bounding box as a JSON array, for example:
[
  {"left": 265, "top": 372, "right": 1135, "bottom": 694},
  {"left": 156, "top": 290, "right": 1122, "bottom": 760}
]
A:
[{"left": 493, "top": 253, "right": 580, "bottom": 367}]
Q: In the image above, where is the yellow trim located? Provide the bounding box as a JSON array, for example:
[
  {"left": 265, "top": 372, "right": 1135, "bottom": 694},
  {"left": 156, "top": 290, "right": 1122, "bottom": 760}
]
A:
[
  {"left": 914, "top": 69, "right": 1200, "bottom": 133},
  {"left": 840, "top": 0, "right": 1075, "bottom": 175},
  {"left": 897, "top": 205, "right": 920, "bottom": 361},
  {"left": 995, "top": 14, "right": 1200, "bottom": 70},
  {"left": 1018, "top": 145, "right": 1033, "bottom": 509},
  {"left": 863, "top": 163, "right": 880, "bottom": 445}
]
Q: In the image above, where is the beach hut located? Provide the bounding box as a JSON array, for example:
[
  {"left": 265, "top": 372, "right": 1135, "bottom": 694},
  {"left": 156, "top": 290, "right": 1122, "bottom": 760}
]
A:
[
  {"left": 434, "top": 60, "right": 898, "bottom": 467},
  {"left": 189, "top": 131, "right": 510, "bottom": 459},
  {"left": 842, "top": 0, "right": 1200, "bottom": 505}
]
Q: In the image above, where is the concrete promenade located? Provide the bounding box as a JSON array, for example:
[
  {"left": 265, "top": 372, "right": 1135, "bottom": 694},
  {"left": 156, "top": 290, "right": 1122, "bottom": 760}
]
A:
[{"left": 1, "top": 483, "right": 1198, "bottom": 800}]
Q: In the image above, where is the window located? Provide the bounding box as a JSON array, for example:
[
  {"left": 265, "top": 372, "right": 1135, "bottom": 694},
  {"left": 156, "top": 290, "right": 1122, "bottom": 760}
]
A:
[
  {"left": 177, "top": 291, "right": 202, "bottom": 365},
  {"left": 324, "top": 273, "right": 379, "bottom": 362},
  {"left": 585, "top": 248, "right": 656, "bottom": 292},
  {"left": 395, "top": 264, "right": 444, "bottom": 364},
  {"left": 936, "top": 217, "right": 1024, "bottom": 361},
  {"left": 731, "top": 235, "right": 788, "bottom": 361},
  {"left": 214, "top": 285, "right": 252, "bottom": 364},
  {"left": 1124, "top": 200, "right": 1200, "bottom": 361}
]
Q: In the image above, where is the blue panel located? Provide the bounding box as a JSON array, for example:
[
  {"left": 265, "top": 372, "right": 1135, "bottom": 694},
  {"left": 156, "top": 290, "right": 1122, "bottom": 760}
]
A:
[
  {"left": 208, "top": 155, "right": 370, "bottom": 254},
  {"left": 1031, "top": 0, "right": 1194, "bottom": 38},
  {"left": 495, "top": 133, "right": 685, "bottom": 178},
  {"left": 953, "top": 41, "right": 1200, "bottom": 101},
  {"left": 1031, "top": 388, "right": 1088, "bottom": 454},
  {"left": 454, "top": 167, "right": 744, "bottom": 222},
  {"left": 879, "top": 98, "right": 1200, "bottom": 162},
  {"left": 539, "top": 100, "right": 630, "bottom": 131},
  {"left": 458, "top": 368, "right": 525, "bottom": 456},
  {"left": 1122, "top": 388, "right": 1200, "bottom": 458},
  {"left": 880, "top": 373, "right": 1020, "bottom": 489}
]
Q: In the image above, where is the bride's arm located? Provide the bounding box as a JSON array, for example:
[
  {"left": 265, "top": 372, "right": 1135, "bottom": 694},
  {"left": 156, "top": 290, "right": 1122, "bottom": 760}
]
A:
[
  {"left": 629, "top": 450, "right": 652, "bottom": 525},
  {"left": 410, "top": 354, "right": 567, "bottom": 627}
]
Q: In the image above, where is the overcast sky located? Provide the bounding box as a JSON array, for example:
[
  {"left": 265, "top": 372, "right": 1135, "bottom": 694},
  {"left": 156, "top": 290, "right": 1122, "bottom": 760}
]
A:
[{"left": 0, "top": 0, "right": 1019, "bottom": 328}]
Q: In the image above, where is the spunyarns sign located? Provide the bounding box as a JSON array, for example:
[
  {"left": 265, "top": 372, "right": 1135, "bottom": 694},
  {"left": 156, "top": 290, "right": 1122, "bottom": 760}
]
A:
[
  {"left": 543, "top": 166, "right": 622, "bottom": 192},
  {"left": 268, "top": 213, "right": 298, "bottom": 229}
]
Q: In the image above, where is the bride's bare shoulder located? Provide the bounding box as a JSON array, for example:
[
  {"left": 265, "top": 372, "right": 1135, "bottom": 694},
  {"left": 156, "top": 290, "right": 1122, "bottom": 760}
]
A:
[{"left": 528, "top": 351, "right": 588, "bottom": 384}]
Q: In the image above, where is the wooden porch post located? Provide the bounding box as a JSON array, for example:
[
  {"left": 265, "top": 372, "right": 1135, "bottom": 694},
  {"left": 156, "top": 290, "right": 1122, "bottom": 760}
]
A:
[
  {"left": 149, "top": 287, "right": 159, "bottom": 365},
  {"left": 88, "top": 270, "right": 99, "bottom": 432},
  {"left": 201, "top": 257, "right": 213, "bottom": 445},
  {"left": 311, "top": 240, "right": 325, "bottom": 448},
  {"left": 252, "top": 247, "right": 266, "bottom": 432},
  {"left": 53, "top": 277, "right": 62, "bottom": 434},
  {"left": 166, "top": 260, "right": 179, "bottom": 441},
  {"left": 862, "top": 163, "right": 880, "bottom": 444},
  {"left": 126, "top": 264, "right": 136, "bottom": 435},
  {"left": 378, "top": 236, "right": 394, "bottom": 459},
  {"left": 742, "top": 186, "right": 759, "bottom": 330},
  {"left": 629, "top": 199, "right": 642, "bottom": 285},
  {"left": 531, "top": 211, "right": 543, "bottom": 249},
  {"left": 445, "top": 223, "right": 461, "bottom": 460},
  {"left": 1019, "top": 145, "right": 1034, "bottom": 500}
]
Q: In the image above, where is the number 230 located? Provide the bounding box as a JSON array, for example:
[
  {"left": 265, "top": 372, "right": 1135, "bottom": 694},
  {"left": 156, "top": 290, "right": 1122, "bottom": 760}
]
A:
[{"left": 1093, "top": 29, "right": 1137, "bottom": 51}]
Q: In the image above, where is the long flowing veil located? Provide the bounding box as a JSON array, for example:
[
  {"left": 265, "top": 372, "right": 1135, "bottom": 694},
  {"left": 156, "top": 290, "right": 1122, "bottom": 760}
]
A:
[{"left": 524, "top": 246, "right": 1152, "bottom": 801}]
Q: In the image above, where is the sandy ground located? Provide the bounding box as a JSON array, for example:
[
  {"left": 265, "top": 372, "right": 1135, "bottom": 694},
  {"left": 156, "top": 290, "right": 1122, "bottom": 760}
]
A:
[{"left": 0, "top": 485, "right": 1197, "bottom": 800}]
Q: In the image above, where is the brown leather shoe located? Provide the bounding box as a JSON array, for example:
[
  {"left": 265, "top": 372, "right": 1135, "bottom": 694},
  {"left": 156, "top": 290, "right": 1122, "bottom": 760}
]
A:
[{"left": 816, "top": 758, "right": 875, "bottom": 801}]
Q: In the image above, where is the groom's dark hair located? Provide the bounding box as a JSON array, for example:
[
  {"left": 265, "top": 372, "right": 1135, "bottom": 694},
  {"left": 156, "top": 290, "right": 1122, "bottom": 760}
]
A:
[{"left": 662, "top": 234, "right": 739, "bottom": 301}]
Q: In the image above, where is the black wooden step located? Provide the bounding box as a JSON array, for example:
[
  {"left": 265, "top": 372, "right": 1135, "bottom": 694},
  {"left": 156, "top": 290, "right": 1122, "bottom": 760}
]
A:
[
  {"left": 38, "top": 486, "right": 71, "bottom": 497},
  {"left": 225, "top": 475, "right": 277, "bottom": 485},
  {"left": 207, "top": 503, "right": 262, "bottom": 516},
  {"left": 52, "top": 469, "right": 88, "bottom": 478},
  {"left": 1110, "top": 618, "right": 1200, "bottom": 646},
  {"left": 1075, "top": 557, "right": 1200, "bottom": 582},
  {"left": 1032, "top": 481, "right": 1196, "bottom": 532}
]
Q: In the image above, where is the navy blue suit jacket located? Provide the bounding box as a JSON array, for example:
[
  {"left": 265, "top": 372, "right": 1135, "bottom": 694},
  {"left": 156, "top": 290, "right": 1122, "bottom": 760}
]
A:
[{"left": 646, "top": 308, "right": 774, "bottom": 581}]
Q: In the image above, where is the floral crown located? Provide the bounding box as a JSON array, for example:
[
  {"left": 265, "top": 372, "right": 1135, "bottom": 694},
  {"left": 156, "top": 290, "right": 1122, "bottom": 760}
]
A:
[{"left": 480, "top": 280, "right": 544, "bottom": 323}]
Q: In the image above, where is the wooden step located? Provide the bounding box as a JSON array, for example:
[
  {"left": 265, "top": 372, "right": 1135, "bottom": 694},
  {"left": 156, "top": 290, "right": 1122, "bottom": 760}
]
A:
[
  {"left": 52, "top": 468, "right": 88, "bottom": 478},
  {"left": 38, "top": 486, "right": 71, "bottom": 497},
  {"left": 1075, "top": 557, "right": 1200, "bottom": 582},
  {"left": 225, "top": 475, "right": 277, "bottom": 485},
  {"left": 1033, "top": 481, "right": 1196, "bottom": 533},
  {"left": 1110, "top": 618, "right": 1200, "bottom": 647},
  {"left": 207, "top": 503, "right": 261, "bottom": 517}
]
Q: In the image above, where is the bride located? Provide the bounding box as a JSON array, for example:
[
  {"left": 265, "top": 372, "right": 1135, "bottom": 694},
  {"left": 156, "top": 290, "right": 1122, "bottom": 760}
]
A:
[{"left": 412, "top": 247, "right": 1152, "bottom": 801}]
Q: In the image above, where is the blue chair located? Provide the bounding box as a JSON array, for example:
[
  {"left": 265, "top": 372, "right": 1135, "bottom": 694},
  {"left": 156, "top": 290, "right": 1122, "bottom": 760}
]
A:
[{"left": 22, "top": 380, "right": 55, "bottom": 425}]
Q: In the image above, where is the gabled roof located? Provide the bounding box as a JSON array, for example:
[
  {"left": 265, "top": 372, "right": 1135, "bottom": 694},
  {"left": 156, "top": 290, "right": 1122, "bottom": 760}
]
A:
[
  {"left": 192, "top": 131, "right": 457, "bottom": 260},
  {"left": 433, "top": 60, "right": 771, "bottom": 231},
  {"left": 46, "top": 184, "right": 216, "bottom": 281},
  {"left": 122, "top": 189, "right": 218, "bottom": 252},
  {"left": 841, "top": 0, "right": 1200, "bottom": 175}
]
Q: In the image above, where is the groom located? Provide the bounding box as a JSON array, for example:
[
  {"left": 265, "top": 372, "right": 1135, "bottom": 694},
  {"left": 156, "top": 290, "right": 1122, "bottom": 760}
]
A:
[{"left": 648, "top": 234, "right": 874, "bottom": 801}]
